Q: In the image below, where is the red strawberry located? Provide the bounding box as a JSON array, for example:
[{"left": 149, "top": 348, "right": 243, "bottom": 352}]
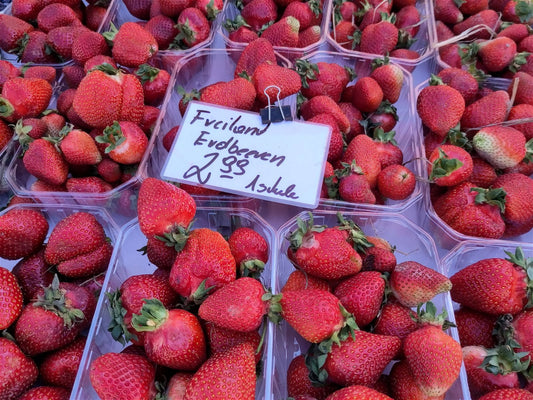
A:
[
  {"left": 417, "top": 82, "right": 466, "bottom": 137},
  {"left": 184, "top": 342, "right": 256, "bottom": 400},
  {"left": 377, "top": 164, "right": 416, "bottom": 200},
  {"left": 390, "top": 261, "right": 452, "bottom": 307},
  {"left": 332, "top": 20, "right": 357, "bottom": 50},
  {"left": 472, "top": 126, "right": 526, "bottom": 169},
  {"left": 198, "top": 277, "right": 268, "bottom": 332},
  {"left": 325, "top": 385, "right": 393, "bottom": 400},
  {"left": 359, "top": 20, "right": 398, "bottom": 55},
  {"left": 107, "top": 22, "right": 158, "bottom": 68},
  {"left": 66, "top": 176, "right": 113, "bottom": 194},
  {"left": 204, "top": 321, "right": 262, "bottom": 363},
  {"left": 338, "top": 102, "right": 364, "bottom": 142},
  {"left": 493, "top": 173, "right": 533, "bottom": 237},
  {"left": 460, "top": 90, "right": 510, "bottom": 131},
  {"left": 307, "top": 113, "right": 344, "bottom": 162},
  {"left": 341, "top": 134, "right": 381, "bottom": 188},
  {"left": 282, "top": 269, "right": 331, "bottom": 292},
  {"left": 200, "top": 77, "right": 257, "bottom": 110},
  {"left": 39, "top": 336, "right": 86, "bottom": 389},
  {"left": 509, "top": 310, "right": 533, "bottom": 358},
  {"left": 454, "top": 307, "right": 496, "bottom": 348},
  {"left": 135, "top": 64, "right": 170, "bottom": 107},
  {"left": 234, "top": 38, "right": 277, "bottom": 78},
  {"left": 0, "top": 267, "right": 23, "bottom": 330},
  {"left": 476, "top": 37, "right": 520, "bottom": 72},
  {"left": 261, "top": 16, "right": 300, "bottom": 47},
  {"left": 165, "top": 372, "right": 193, "bottom": 399},
  {"left": 36, "top": 3, "right": 80, "bottom": 33},
  {"left": 0, "top": 60, "right": 21, "bottom": 91},
  {"left": 142, "top": 236, "right": 177, "bottom": 270},
  {"left": 56, "top": 127, "right": 102, "bottom": 165},
  {"left": 0, "top": 14, "right": 35, "bottom": 52},
  {"left": 437, "top": 67, "right": 479, "bottom": 105},
  {"left": 351, "top": 76, "right": 383, "bottom": 113},
  {"left": 373, "top": 299, "right": 418, "bottom": 340},
  {"left": 298, "top": 24, "right": 322, "bottom": 48},
  {"left": 428, "top": 144, "right": 474, "bottom": 187},
  {"left": 169, "top": 228, "right": 236, "bottom": 301},
  {"left": 0, "top": 208, "right": 48, "bottom": 260},
  {"left": 18, "top": 386, "right": 70, "bottom": 400},
  {"left": 144, "top": 14, "right": 180, "bottom": 50},
  {"left": 433, "top": 182, "right": 507, "bottom": 239},
  {"left": 280, "top": 288, "right": 350, "bottom": 343},
  {"left": 282, "top": 0, "right": 321, "bottom": 31},
  {"left": 252, "top": 63, "right": 302, "bottom": 104},
  {"left": 95, "top": 121, "right": 148, "bottom": 165},
  {"left": 240, "top": 0, "right": 278, "bottom": 31},
  {"left": 323, "top": 330, "right": 401, "bottom": 387},
  {"left": 89, "top": 352, "right": 157, "bottom": 400},
  {"left": 131, "top": 299, "right": 206, "bottom": 370},
  {"left": 370, "top": 59, "right": 404, "bottom": 104},
  {"left": 0, "top": 77, "right": 53, "bottom": 123},
  {"left": 470, "top": 156, "right": 498, "bottom": 188},
  {"left": 337, "top": 163, "right": 377, "bottom": 204},
  {"left": 137, "top": 177, "right": 196, "bottom": 238},
  {"left": 453, "top": 9, "right": 500, "bottom": 39},
  {"left": 296, "top": 60, "right": 353, "bottom": 102},
  {"left": 478, "top": 389, "right": 533, "bottom": 399},
  {"left": 300, "top": 95, "right": 351, "bottom": 134},
  {"left": 0, "top": 337, "right": 38, "bottom": 400},
  {"left": 228, "top": 227, "right": 269, "bottom": 278},
  {"left": 450, "top": 247, "right": 531, "bottom": 315},
  {"left": 287, "top": 216, "right": 362, "bottom": 280},
  {"left": 508, "top": 71, "right": 533, "bottom": 106},
  {"left": 71, "top": 30, "right": 109, "bottom": 67},
  {"left": 23, "top": 138, "right": 69, "bottom": 186},
  {"left": 507, "top": 103, "right": 533, "bottom": 140},
  {"left": 227, "top": 24, "right": 259, "bottom": 43},
  {"left": 174, "top": 7, "right": 210, "bottom": 48},
  {"left": 404, "top": 324, "right": 462, "bottom": 397},
  {"left": 361, "top": 236, "right": 397, "bottom": 273},
  {"left": 11, "top": 248, "right": 54, "bottom": 302},
  {"left": 17, "top": 31, "right": 61, "bottom": 64},
  {"left": 395, "top": 5, "right": 420, "bottom": 37},
  {"left": 195, "top": 0, "right": 223, "bottom": 19},
  {"left": 389, "top": 360, "right": 440, "bottom": 400},
  {"left": 287, "top": 354, "right": 336, "bottom": 400}
]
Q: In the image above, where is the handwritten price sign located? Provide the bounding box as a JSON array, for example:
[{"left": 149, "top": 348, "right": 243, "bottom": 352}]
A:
[{"left": 161, "top": 101, "right": 332, "bottom": 208}]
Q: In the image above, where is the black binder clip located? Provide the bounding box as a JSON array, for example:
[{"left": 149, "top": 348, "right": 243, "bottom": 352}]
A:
[{"left": 260, "top": 85, "right": 293, "bottom": 124}]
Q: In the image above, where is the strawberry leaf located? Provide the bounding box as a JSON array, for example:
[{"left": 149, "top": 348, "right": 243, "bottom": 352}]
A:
[
  {"left": 106, "top": 289, "right": 138, "bottom": 345},
  {"left": 295, "top": 59, "right": 319, "bottom": 89},
  {"left": 135, "top": 63, "right": 160, "bottom": 84},
  {"left": 429, "top": 148, "right": 464, "bottom": 181},
  {"left": 130, "top": 298, "right": 169, "bottom": 332},
  {"left": 480, "top": 344, "right": 531, "bottom": 375},
  {"left": 472, "top": 187, "right": 506, "bottom": 214},
  {"left": 510, "top": 52, "right": 531, "bottom": 74},
  {"left": 516, "top": 0, "right": 533, "bottom": 23},
  {"left": 223, "top": 15, "right": 250, "bottom": 32}
]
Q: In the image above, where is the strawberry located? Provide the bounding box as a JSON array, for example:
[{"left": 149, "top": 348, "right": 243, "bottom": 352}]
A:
[
  {"left": 325, "top": 385, "right": 393, "bottom": 400},
  {"left": 478, "top": 389, "right": 533, "bottom": 399},
  {"left": 144, "top": 14, "right": 180, "bottom": 50},
  {"left": 251, "top": 63, "right": 301, "bottom": 105},
  {"left": 389, "top": 360, "right": 440, "bottom": 400},
  {"left": 333, "top": 271, "right": 385, "bottom": 327},
  {"left": 173, "top": 7, "right": 210, "bottom": 48},
  {"left": 142, "top": 235, "right": 177, "bottom": 270},
  {"left": 507, "top": 103, "right": 533, "bottom": 140},
  {"left": 359, "top": 19, "right": 398, "bottom": 55},
  {"left": 454, "top": 307, "right": 496, "bottom": 348},
  {"left": 261, "top": 16, "right": 300, "bottom": 47},
  {"left": 370, "top": 59, "right": 404, "bottom": 104},
  {"left": 469, "top": 156, "right": 499, "bottom": 188},
  {"left": 0, "top": 267, "right": 23, "bottom": 330},
  {"left": 282, "top": 0, "right": 321, "bottom": 31},
  {"left": 165, "top": 372, "right": 193, "bottom": 399},
  {"left": 332, "top": 20, "right": 357, "bottom": 50},
  {"left": 307, "top": 113, "right": 344, "bottom": 162},
  {"left": 198, "top": 277, "right": 268, "bottom": 332},
  {"left": 338, "top": 102, "right": 364, "bottom": 142},
  {"left": 36, "top": 3, "right": 80, "bottom": 33},
  {"left": 89, "top": 352, "right": 157, "bottom": 400},
  {"left": 341, "top": 134, "right": 381, "bottom": 188},
  {"left": 0, "top": 208, "right": 48, "bottom": 260},
  {"left": 390, "top": 261, "right": 452, "bottom": 307},
  {"left": 107, "top": 22, "right": 158, "bottom": 68},
  {"left": 280, "top": 288, "right": 352, "bottom": 343},
  {"left": 296, "top": 60, "right": 353, "bottom": 102},
  {"left": 428, "top": 144, "right": 474, "bottom": 187},
  {"left": 336, "top": 162, "right": 377, "bottom": 204},
  {"left": 287, "top": 354, "right": 335, "bottom": 400},
  {"left": 416, "top": 80, "right": 466, "bottom": 137},
  {"left": 377, "top": 164, "right": 416, "bottom": 200},
  {"left": 227, "top": 24, "right": 259, "bottom": 43},
  {"left": 459, "top": 0, "right": 488, "bottom": 15},
  {"left": 0, "top": 15, "right": 35, "bottom": 53},
  {"left": 493, "top": 173, "right": 533, "bottom": 236},
  {"left": 437, "top": 67, "right": 479, "bottom": 105},
  {"left": 18, "top": 386, "right": 70, "bottom": 400},
  {"left": 463, "top": 345, "right": 526, "bottom": 397},
  {"left": 476, "top": 36, "right": 522, "bottom": 72},
  {"left": 0, "top": 77, "right": 53, "bottom": 123},
  {"left": 360, "top": 236, "right": 397, "bottom": 273},
  {"left": 85, "top": 4, "right": 108, "bottom": 31},
  {"left": 96, "top": 158, "right": 122, "bottom": 183},
  {"left": 55, "top": 126, "right": 102, "bottom": 165},
  {"left": 169, "top": 228, "right": 236, "bottom": 301},
  {"left": 351, "top": 76, "right": 383, "bottom": 113},
  {"left": 66, "top": 176, "right": 113, "bottom": 194},
  {"left": 200, "top": 77, "right": 257, "bottom": 110},
  {"left": 461, "top": 90, "right": 510, "bottom": 131},
  {"left": 39, "top": 336, "right": 86, "bottom": 389},
  {"left": 71, "top": 30, "right": 109, "bottom": 67},
  {"left": 137, "top": 177, "right": 196, "bottom": 240},
  {"left": 131, "top": 299, "right": 206, "bottom": 370},
  {"left": 373, "top": 299, "right": 418, "bottom": 340},
  {"left": 508, "top": 71, "right": 533, "bottom": 106},
  {"left": 509, "top": 310, "right": 533, "bottom": 358},
  {"left": 95, "top": 121, "right": 148, "bottom": 165},
  {"left": 368, "top": 103, "right": 399, "bottom": 133},
  {"left": 16, "top": 31, "right": 61, "bottom": 64},
  {"left": 22, "top": 66, "right": 56, "bottom": 85},
  {"left": 23, "top": 138, "right": 69, "bottom": 185},
  {"left": 195, "top": 0, "right": 223, "bottom": 19},
  {"left": 135, "top": 64, "right": 170, "bottom": 107},
  {"left": 184, "top": 342, "right": 256, "bottom": 400},
  {"left": 0, "top": 337, "right": 38, "bottom": 400},
  {"left": 11, "top": 248, "right": 54, "bottom": 302},
  {"left": 287, "top": 215, "right": 362, "bottom": 280},
  {"left": 453, "top": 9, "right": 500, "bottom": 39},
  {"left": 450, "top": 247, "right": 532, "bottom": 315},
  {"left": 0, "top": 60, "right": 21, "bottom": 91},
  {"left": 204, "top": 321, "right": 262, "bottom": 363},
  {"left": 300, "top": 95, "right": 351, "bottom": 134},
  {"left": 323, "top": 330, "right": 401, "bottom": 387},
  {"left": 395, "top": 4, "right": 420, "bottom": 38},
  {"left": 282, "top": 269, "right": 331, "bottom": 292},
  {"left": 472, "top": 126, "right": 526, "bottom": 169},
  {"left": 240, "top": 0, "right": 278, "bottom": 31},
  {"left": 404, "top": 324, "right": 462, "bottom": 397},
  {"left": 234, "top": 38, "right": 277, "bottom": 78},
  {"left": 228, "top": 227, "right": 269, "bottom": 278}
]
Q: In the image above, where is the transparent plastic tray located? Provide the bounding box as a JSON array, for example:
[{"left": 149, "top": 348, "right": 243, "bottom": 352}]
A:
[
  {"left": 71, "top": 207, "right": 277, "bottom": 400},
  {"left": 272, "top": 209, "right": 470, "bottom": 400}
]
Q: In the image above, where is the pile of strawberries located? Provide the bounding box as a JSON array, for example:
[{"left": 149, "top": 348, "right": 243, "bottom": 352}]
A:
[
  {"left": 418, "top": 67, "right": 533, "bottom": 239},
  {"left": 328, "top": 0, "right": 424, "bottom": 63},
  {"left": 277, "top": 212, "right": 462, "bottom": 399},
  {"left": 87, "top": 178, "right": 273, "bottom": 399},
  {"left": 434, "top": 0, "right": 533, "bottom": 79},
  {"left": 0, "top": 205, "right": 114, "bottom": 399},
  {"left": 222, "top": 0, "right": 324, "bottom": 49},
  {"left": 449, "top": 246, "right": 533, "bottom": 399}
]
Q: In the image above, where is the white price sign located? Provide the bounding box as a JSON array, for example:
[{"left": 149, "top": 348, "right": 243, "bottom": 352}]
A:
[{"left": 161, "top": 101, "right": 332, "bottom": 208}]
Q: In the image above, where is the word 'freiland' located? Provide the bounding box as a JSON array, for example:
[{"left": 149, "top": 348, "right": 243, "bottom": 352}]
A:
[{"left": 189, "top": 109, "right": 271, "bottom": 135}]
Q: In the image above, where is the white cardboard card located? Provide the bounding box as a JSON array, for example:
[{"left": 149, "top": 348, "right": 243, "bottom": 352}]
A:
[{"left": 161, "top": 101, "right": 332, "bottom": 209}]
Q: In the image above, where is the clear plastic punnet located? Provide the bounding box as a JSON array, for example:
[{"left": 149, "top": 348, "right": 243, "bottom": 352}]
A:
[
  {"left": 71, "top": 207, "right": 277, "bottom": 399},
  {"left": 272, "top": 209, "right": 471, "bottom": 400}
]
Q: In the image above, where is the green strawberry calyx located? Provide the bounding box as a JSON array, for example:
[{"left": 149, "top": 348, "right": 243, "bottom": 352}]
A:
[
  {"left": 135, "top": 64, "right": 161, "bottom": 84},
  {"left": 429, "top": 148, "right": 464, "bottom": 181},
  {"left": 102, "top": 22, "right": 119, "bottom": 45},
  {"left": 428, "top": 74, "right": 445, "bottom": 86},
  {"left": 288, "top": 212, "right": 326, "bottom": 251},
  {"left": 106, "top": 289, "right": 138, "bottom": 345},
  {"left": 223, "top": 15, "right": 250, "bottom": 32},
  {"left": 131, "top": 298, "right": 169, "bottom": 332},
  {"left": 12, "top": 118, "right": 34, "bottom": 151},
  {"left": 504, "top": 247, "right": 533, "bottom": 308},
  {"left": 240, "top": 259, "right": 265, "bottom": 279},
  {"left": 480, "top": 344, "right": 530, "bottom": 375},
  {"left": 33, "top": 275, "right": 85, "bottom": 328},
  {"left": 294, "top": 59, "right": 319, "bottom": 89},
  {"left": 95, "top": 121, "right": 126, "bottom": 153},
  {"left": 472, "top": 187, "right": 506, "bottom": 214},
  {"left": 263, "top": 291, "right": 282, "bottom": 325},
  {"left": 0, "top": 97, "right": 15, "bottom": 119},
  {"left": 516, "top": 0, "right": 533, "bottom": 24},
  {"left": 336, "top": 212, "right": 373, "bottom": 253},
  {"left": 154, "top": 221, "right": 192, "bottom": 252},
  {"left": 415, "top": 301, "right": 456, "bottom": 330}
]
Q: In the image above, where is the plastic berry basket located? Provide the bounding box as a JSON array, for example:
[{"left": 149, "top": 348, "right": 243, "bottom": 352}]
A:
[
  {"left": 71, "top": 207, "right": 277, "bottom": 400},
  {"left": 271, "top": 209, "right": 471, "bottom": 400},
  {"left": 144, "top": 47, "right": 297, "bottom": 211},
  {"left": 326, "top": 0, "right": 437, "bottom": 72}
]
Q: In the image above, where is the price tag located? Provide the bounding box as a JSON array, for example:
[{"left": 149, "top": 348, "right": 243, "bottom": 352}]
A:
[{"left": 161, "top": 101, "right": 332, "bottom": 209}]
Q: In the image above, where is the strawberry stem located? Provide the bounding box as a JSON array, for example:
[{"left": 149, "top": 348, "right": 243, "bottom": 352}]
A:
[{"left": 131, "top": 298, "right": 169, "bottom": 332}]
